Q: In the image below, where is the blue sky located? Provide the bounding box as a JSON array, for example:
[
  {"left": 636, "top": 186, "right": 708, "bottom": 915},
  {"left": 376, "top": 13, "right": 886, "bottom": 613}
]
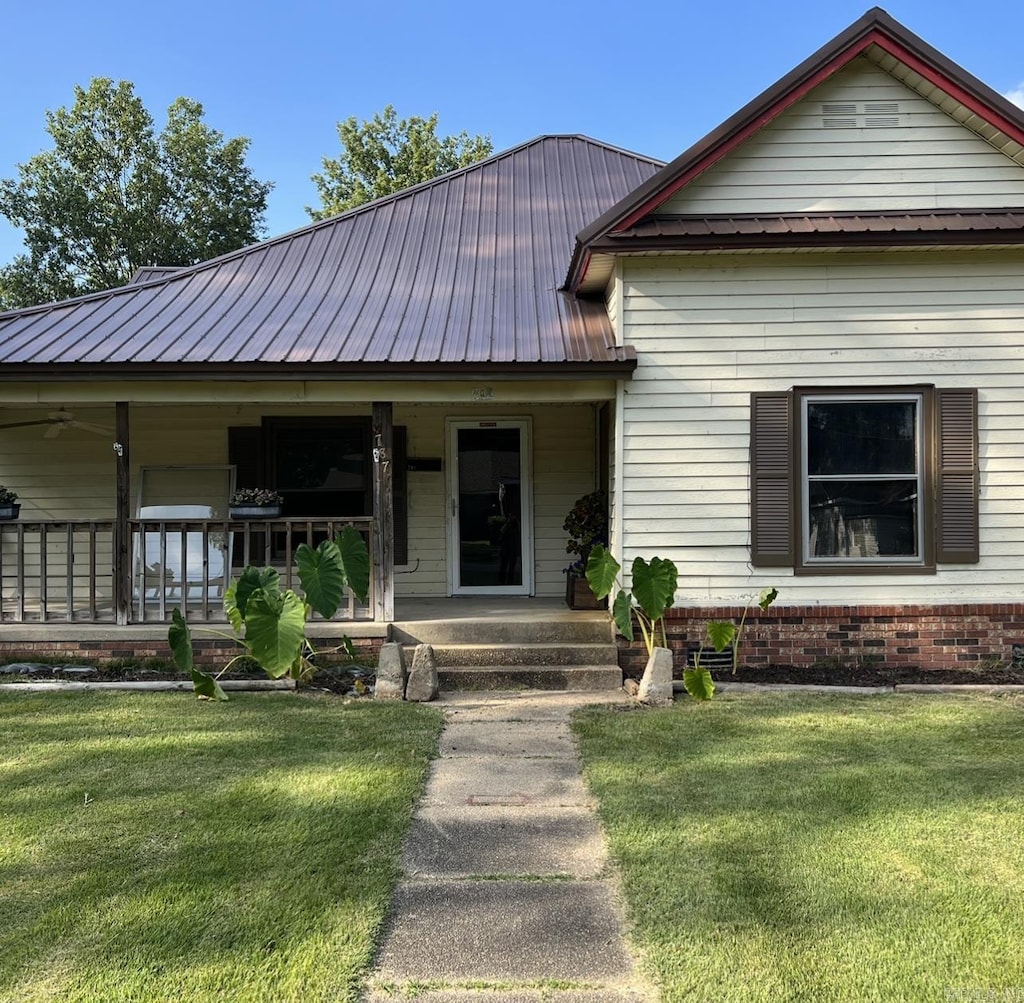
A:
[{"left": 1, "top": 0, "right": 1022, "bottom": 267}]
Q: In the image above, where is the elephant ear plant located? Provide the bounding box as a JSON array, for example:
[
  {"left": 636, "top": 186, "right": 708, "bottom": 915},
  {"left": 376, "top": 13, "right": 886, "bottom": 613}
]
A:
[
  {"left": 587, "top": 543, "right": 778, "bottom": 702},
  {"left": 691, "top": 586, "right": 779, "bottom": 699},
  {"left": 586, "top": 544, "right": 677, "bottom": 655},
  {"left": 168, "top": 525, "right": 370, "bottom": 701}
]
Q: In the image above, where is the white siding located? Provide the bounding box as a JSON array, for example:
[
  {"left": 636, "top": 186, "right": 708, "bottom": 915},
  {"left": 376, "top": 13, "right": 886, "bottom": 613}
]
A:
[
  {"left": 663, "top": 58, "right": 1024, "bottom": 215},
  {"left": 619, "top": 250, "right": 1024, "bottom": 605}
]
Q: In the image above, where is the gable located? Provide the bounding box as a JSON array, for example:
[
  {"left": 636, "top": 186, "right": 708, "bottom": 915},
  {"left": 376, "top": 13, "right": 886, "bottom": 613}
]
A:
[
  {"left": 567, "top": 9, "right": 1024, "bottom": 295},
  {"left": 662, "top": 58, "right": 1024, "bottom": 216}
]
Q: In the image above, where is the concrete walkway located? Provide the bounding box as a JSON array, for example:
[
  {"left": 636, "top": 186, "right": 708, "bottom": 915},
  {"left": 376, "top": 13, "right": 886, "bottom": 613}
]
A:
[{"left": 365, "top": 691, "right": 657, "bottom": 1003}]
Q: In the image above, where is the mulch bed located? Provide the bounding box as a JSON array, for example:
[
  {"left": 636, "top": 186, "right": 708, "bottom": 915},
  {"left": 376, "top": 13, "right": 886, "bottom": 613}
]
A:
[{"left": 714, "top": 664, "right": 1024, "bottom": 687}]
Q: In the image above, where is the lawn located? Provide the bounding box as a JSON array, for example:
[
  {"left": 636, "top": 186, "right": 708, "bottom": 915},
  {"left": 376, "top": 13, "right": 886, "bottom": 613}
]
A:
[
  {"left": 573, "top": 692, "right": 1024, "bottom": 1003},
  {"left": 0, "top": 691, "right": 443, "bottom": 1003}
]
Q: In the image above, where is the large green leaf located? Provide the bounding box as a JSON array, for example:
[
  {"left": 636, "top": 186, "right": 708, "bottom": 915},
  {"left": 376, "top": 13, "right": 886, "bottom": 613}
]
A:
[
  {"left": 707, "top": 620, "right": 737, "bottom": 653},
  {"left": 611, "top": 589, "right": 634, "bottom": 642},
  {"left": 244, "top": 589, "right": 307, "bottom": 678},
  {"left": 190, "top": 667, "right": 228, "bottom": 701},
  {"left": 296, "top": 540, "right": 347, "bottom": 619},
  {"left": 336, "top": 525, "right": 370, "bottom": 604},
  {"left": 683, "top": 666, "right": 716, "bottom": 701},
  {"left": 168, "top": 608, "right": 194, "bottom": 673},
  {"left": 585, "top": 544, "right": 620, "bottom": 601},
  {"left": 630, "top": 555, "right": 677, "bottom": 622},
  {"left": 226, "top": 566, "right": 280, "bottom": 629}
]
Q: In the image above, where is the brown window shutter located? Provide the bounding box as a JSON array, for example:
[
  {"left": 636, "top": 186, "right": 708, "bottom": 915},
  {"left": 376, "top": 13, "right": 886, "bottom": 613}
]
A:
[
  {"left": 935, "top": 388, "right": 979, "bottom": 563},
  {"left": 393, "top": 426, "right": 408, "bottom": 566},
  {"left": 750, "top": 392, "right": 795, "bottom": 566}
]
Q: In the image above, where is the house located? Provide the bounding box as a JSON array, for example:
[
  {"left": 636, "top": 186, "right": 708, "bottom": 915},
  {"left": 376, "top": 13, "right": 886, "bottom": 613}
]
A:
[{"left": 1, "top": 7, "right": 1022, "bottom": 672}]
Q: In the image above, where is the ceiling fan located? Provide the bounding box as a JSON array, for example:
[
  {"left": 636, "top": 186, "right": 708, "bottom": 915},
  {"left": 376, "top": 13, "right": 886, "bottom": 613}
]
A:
[{"left": 0, "top": 409, "right": 113, "bottom": 438}]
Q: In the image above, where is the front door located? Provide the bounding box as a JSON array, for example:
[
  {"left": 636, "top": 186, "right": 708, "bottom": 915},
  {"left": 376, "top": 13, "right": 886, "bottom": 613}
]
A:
[{"left": 447, "top": 418, "right": 533, "bottom": 595}]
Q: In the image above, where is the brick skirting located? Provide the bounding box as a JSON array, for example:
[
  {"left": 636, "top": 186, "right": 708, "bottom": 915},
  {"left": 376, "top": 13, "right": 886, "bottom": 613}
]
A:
[
  {"left": 0, "top": 635, "right": 383, "bottom": 669},
  {"left": 616, "top": 603, "right": 1024, "bottom": 677}
]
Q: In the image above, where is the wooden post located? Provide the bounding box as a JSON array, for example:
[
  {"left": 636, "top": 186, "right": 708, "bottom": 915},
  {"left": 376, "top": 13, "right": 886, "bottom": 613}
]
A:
[
  {"left": 113, "top": 402, "right": 131, "bottom": 625},
  {"left": 371, "top": 402, "right": 395, "bottom": 622}
]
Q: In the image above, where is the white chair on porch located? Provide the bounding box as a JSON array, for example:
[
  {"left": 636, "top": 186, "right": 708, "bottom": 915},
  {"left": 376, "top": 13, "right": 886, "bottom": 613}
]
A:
[{"left": 134, "top": 504, "right": 230, "bottom": 604}]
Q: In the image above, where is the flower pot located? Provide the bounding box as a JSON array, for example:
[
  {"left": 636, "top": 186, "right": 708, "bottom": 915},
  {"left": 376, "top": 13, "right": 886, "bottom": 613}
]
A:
[
  {"left": 565, "top": 573, "right": 605, "bottom": 610},
  {"left": 0, "top": 503, "right": 20, "bottom": 520},
  {"left": 229, "top": 504, "right": 282, "bottom": 519}
]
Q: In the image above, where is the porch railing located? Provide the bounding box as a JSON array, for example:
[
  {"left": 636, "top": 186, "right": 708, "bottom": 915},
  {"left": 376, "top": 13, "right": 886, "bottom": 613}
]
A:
[{"left": 0, "top": 517, "right": 375, "bottom": 624}]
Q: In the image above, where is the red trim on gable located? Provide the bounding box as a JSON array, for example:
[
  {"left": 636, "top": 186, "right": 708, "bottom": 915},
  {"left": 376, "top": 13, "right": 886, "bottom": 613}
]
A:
[
  {"left": 612, "top": 35, "right": 877, "bottom": 234},
  {"left": 876, "top": 35, "right": 1024, "bottom": 147},
  {"left": 612, "top": 28, "right": 1024, "bottom": 236}
]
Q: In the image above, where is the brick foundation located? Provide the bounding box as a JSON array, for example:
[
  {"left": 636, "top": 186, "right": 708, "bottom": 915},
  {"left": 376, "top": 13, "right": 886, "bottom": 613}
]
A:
[
  {"left": 616, "top": 603, "right": 1024, "bottom": 677},
  {"left": 0, "top": 635, "right": 382, "bottom": 669}
]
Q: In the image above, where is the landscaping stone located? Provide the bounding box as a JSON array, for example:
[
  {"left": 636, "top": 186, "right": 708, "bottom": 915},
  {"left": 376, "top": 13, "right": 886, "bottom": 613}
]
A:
[
  {"left": 405, "top": 644, "right": 439, "bottom": 702},
  {"left": 637, "top": 647, "right": 673, "bottom": 705},
  {"left": 375, "top": 642, "right": 407, "bottom": 700},
  {"left": 623, "top": 677, "right": 640, "bottom": 697},
  {"left": 1, "top": 662, "right": 52, "bottom": 676},
  {"left": 55, "top": 665, "right": 99, "bottom": 678}
]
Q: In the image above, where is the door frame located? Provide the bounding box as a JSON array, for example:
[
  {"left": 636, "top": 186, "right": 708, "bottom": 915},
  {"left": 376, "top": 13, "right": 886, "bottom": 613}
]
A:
[{"left": 446, "top": 417, "right": 534, "bottom": 596}]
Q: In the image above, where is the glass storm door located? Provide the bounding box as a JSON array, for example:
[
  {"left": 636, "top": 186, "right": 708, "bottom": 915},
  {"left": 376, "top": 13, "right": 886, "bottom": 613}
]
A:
[{"left": 447, "top": 419, "right": 533, "bottom": 596}]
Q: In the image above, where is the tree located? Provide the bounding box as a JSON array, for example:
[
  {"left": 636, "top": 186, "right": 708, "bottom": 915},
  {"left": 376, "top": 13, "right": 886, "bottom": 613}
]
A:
[
  {"left": 308, "top": 105, "right": 492, "bottom": 220},
  {"left": 0, "top": 78, "right": 273, "bottom": 309}
]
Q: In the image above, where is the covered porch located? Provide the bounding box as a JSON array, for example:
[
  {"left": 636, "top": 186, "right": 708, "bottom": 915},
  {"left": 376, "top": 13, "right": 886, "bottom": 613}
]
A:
[{"left": 0, "top": 390, "right": 614, "bottom": 627}]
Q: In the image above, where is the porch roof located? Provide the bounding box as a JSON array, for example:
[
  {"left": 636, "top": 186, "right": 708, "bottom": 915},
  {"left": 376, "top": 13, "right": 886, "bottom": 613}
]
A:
[{"left": 0, "top": 136, "right": 661, "bottom": 380}]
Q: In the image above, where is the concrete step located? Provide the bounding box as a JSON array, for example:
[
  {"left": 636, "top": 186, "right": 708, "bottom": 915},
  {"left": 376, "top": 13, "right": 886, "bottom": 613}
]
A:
[
  {"left": 405, "top": 642, "right": 620, "bottom": 668},
  {"left": 438, "top": 665, "right": 623, "bottom": 691},
  {"left": 391, "top": 615, "right": 612, "bottom": 646}
]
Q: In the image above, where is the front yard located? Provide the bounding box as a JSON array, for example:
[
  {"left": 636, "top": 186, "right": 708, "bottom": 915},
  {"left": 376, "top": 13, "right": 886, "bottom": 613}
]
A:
[
  {"left": 574, "top": 692, "right": 1024, "bottom": 1003},
  {"left": 0, "top": 691, "right": 443, "bottom": 1003}
]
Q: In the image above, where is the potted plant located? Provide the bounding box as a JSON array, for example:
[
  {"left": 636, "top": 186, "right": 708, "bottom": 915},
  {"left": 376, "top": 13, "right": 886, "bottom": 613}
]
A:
[
  {"left": 0, "top": 486, "right": 20, "bottom": 520},
  {"left": 563, "top": 490, "right": 607, "bottom": 609},
  {"left": 228, "top": 487, "right": 283, "bottom": 519}
]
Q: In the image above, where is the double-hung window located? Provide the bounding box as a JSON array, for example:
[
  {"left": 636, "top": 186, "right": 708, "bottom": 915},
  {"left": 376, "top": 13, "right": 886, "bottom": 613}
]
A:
[
  {"left": 750, "top": 385, "right": 978, "bottom": 574},
  {"left": 803, "top": 393, "right": 922, "bottom": 564}
]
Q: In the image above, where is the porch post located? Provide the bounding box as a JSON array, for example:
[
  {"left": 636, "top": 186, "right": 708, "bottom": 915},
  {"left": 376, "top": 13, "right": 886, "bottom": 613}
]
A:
[
  {"left": 371, "top": 401, "right": 395, "bottom": 622},
  {"left": 113, "top": 401, "right": 131, "bottom": 625}
]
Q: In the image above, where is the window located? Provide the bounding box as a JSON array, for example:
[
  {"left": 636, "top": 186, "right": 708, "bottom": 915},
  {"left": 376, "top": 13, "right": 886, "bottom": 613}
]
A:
[
  {"left": 804, "top": 394, "right": 922, "bottom": 563},
  {"left": 750, "top": 386, "right": 978, "bottom": 574}
]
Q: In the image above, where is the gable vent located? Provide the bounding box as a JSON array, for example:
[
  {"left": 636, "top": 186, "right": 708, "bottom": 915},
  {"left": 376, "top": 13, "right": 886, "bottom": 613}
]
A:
[
  {"left": 865, "top": 101, "right": 900, "bottom": 127},
  {"left": 822, "top": 102, "right": 857, "bottom": 129},
  {"left": 821, "top": 101, "right": 902, "bottom": 129}
]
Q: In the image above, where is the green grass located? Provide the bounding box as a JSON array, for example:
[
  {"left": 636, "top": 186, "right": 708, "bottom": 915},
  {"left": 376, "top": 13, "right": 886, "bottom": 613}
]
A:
[
  {"left": 0, "top": 691, "right": 443, "bottom": 1002},
  {"left": 573, "top": 693, "right": 1024, "bottom": 1003}
]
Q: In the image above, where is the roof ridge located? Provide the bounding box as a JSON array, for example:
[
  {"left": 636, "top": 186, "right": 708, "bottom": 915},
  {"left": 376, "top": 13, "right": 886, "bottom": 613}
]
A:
[{"left": 0, "top": 135, "right": 664, "bottom": 323}]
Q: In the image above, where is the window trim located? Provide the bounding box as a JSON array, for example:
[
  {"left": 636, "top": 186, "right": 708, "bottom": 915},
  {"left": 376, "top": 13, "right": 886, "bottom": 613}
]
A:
[{"left": 799, "top": 390, "right": 927, "bottom": 570}]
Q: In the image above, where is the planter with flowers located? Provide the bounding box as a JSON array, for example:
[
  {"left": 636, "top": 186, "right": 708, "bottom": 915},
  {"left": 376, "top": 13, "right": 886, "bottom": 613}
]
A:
[
  {"left": 0, "top": 486, "right": 20, "bottom": 520},
  {"left": 562, "top": 490, "right": 608, "bottom": 610},
  {"left": 229, "top": 488, "right": 283, "bottom": 519}
]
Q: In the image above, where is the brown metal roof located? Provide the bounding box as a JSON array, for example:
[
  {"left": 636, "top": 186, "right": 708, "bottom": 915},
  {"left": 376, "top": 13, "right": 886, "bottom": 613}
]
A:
[
  {"left": 594, "top": 210, "right": 1024, "bottom": 250},
  {"left": 0, "top": 136, "right": 662, "bottom": 379},
  {"left": 567, "top": 8, "right": 1024, "bottom": 293}
]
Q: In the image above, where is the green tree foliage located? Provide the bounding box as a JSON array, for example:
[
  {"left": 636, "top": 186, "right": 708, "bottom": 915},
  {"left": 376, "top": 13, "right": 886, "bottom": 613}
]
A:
[
  {"left": 0, "top": 78, "right": 273, "bottom": 309},
  {"left": 308, "top": 105, "right": 492, "bottom": 219}
]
